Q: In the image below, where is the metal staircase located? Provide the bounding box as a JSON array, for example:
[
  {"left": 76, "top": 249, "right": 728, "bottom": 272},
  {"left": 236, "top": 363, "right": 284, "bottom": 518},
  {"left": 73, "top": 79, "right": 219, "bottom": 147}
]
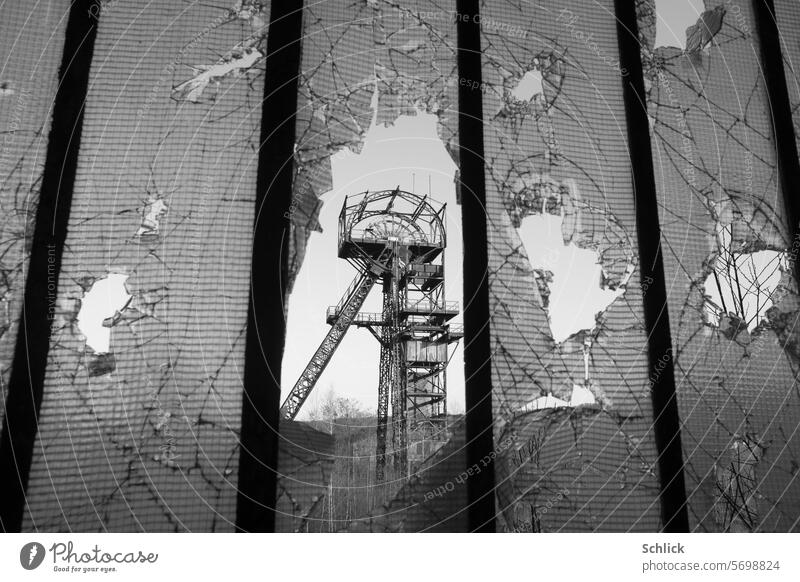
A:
[{"left": 279, "top": 268, "right": 379, "bottom": 420}]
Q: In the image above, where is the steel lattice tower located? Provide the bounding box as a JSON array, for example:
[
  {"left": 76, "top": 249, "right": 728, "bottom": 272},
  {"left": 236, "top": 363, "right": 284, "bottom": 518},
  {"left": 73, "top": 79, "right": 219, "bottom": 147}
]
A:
[{"left": 280, "top": 189, "right": 462, "bottom": 481}]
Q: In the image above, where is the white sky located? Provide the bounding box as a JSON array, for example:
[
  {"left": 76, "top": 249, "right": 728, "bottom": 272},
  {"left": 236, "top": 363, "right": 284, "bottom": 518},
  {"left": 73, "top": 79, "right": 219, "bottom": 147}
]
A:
[
  {"left": 516, "top": 211, "right": 625, "bottom": 344},
  {"left": 703, "top": 223, "right": 786, "bottom": 332},
  {"left": 654, "top": 0, "right": 705, "bottom": 50},
  {"left": 282, "top": 109, "right": 464, "bottom": 418},
  {"left": 77, "top": 273, "right": 131, "bottom": 354},
  {"left": 510, "top": 70, "right": 544, "bottom": 101}
]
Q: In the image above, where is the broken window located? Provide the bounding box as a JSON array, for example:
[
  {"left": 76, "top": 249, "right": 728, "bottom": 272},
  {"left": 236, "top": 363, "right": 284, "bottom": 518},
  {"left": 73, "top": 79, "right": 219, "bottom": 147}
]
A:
[
  {"left": 21, "top": 0, "right": 264, "bottom": 531},
  {"left": 483, "top": 0, "right": 661, "bottom": 532},
  {"left": 4, "top": 0, "right": 800, "bottom": 534},
  {"left": 713, "top": 435, "right": 762, "bottom": 532},
  {"left": 701, "top": 202, "right": 786, "bottom": 335},
  {"left": 77, "top": 273, "right": 132, "bottom": 355},
  {"left": 0, "top": 4, "right": 68, "bottom": 442},
  {"left": 637, "top": 0, "right": 800, "bottom": 531},
  {"left": 775, "top": 0, "right": 800, "bottom": 158},
  {"left": 277, "top": 0, "right": 466, "bottom": 532},
  {"left": 652, "top": 0, "right": 706, "bottom": 50}
]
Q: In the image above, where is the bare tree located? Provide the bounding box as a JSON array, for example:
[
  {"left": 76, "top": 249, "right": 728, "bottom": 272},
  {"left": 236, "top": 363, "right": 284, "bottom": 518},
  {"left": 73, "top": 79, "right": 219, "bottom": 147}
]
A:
[{"left": 306, "top": 388, "right": 367, "bottom": 434}]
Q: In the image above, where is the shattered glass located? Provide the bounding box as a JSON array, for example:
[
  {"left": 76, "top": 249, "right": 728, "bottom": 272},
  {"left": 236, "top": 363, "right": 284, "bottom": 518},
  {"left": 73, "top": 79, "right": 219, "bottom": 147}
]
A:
[
  {"left": 5, "top": 0, "right": 800, "bottom": 534},
  {"left": 637, "top": 0, "right": 800, "bottom": 531},
  {"left": 481, "top": 0, "right": 662, "bottom": 532},
  {"left": 22, "top": 0, "right": 265, "bottom": 531},
  {"left": 278, "top": 0, "right": 463, "bottom": 532},
  {"left": 0, "top": 3, "right": 68, "bottom": 443}
]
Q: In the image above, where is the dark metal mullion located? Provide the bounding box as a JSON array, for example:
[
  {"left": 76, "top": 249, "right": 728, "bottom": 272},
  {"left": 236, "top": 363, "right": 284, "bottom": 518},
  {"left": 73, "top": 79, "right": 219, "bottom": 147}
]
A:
[
  {"left": 235, "top": 0, "right": 304, "bottom": 532},
  {"left": 613, "top": 0, "right": 690, "bottom": 532},
  {"left": 456, "top": 0, "right": 497, "bottom": 533},
  {"left": 753, "top": 0, "right": 800, "bottom": 287},
  {"left": 0, "top": 0, "right": 102, "bottom": 532}
]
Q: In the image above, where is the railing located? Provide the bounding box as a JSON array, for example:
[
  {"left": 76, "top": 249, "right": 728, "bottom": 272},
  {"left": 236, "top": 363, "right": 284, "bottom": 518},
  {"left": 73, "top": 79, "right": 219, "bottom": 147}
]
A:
[
  {"left": 338, "top": 190, "right": 447, "bottom": 249},
  {"left": 403, "top": 299, "right": 459, "bottom": 313},
  {"left": 448, "top": 324, "right": 464, "bottom": 336},
  {"left": 327, "top": 308, "right": 386, "bottom": 325},
  {"left": 333, "top": 273, "right": 365, "bottom": 314},
  {"left": 280, "top": 269, "right": 377, "bottom": 420},
  {"left": 347, "top": 229, "right": 434, "bottom": 246}
]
